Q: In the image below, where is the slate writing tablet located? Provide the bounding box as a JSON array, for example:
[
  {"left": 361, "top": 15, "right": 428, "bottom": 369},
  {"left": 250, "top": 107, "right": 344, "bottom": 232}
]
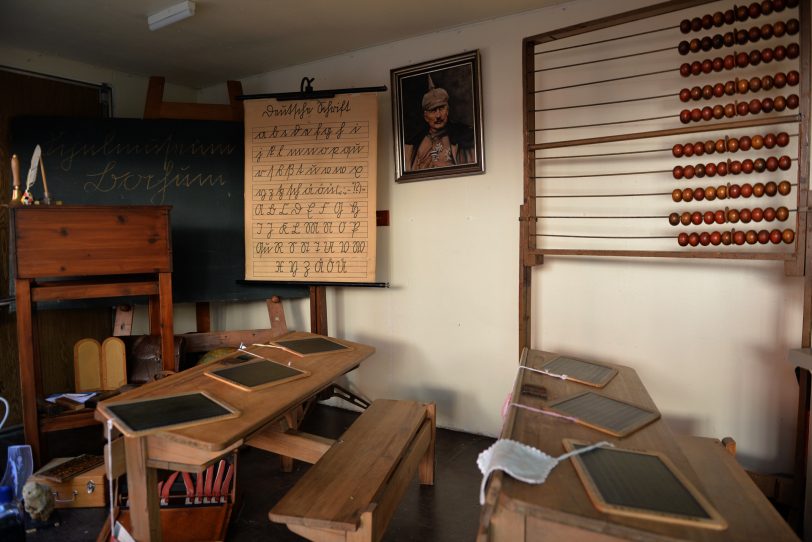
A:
[
  {"left": 562, "top": 439, "right": 727, "bottom": 530},
  {"left": 205, "top": 358, "right": 309, "bottom": 391},
  {"left": 273, "top": 337, "right": 350, "bottom": 356},
  {"left": 99, "top": 391, "right": 239, "bottom": 437},
  {"left": 537, "top": 356, "right": 617, "bottom": 388},
  {"left": 546, "top": 391, "right": 659, "bottom": 437}
]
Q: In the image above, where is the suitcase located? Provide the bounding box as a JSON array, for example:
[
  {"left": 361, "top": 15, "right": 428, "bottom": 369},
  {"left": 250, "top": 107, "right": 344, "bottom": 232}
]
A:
[{"left": 29, "top": 457, "right": 107, "bottom": 508}]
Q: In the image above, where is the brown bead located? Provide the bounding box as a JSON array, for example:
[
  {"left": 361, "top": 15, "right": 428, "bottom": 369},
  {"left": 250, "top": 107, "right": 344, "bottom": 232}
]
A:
[
  {"left": 742, "top": 159, "right": 754, "bottom": 174},
  {"left": 777, "top": 132, "right": 790, "bottom": 147},
  {"left": 748, "top": 26, "right": 762, "bottom": 43},
  {"left": 695, "top": 164, "right": 706, "bottom": 179},
  {"left": 724, "top": 55, "right": 736, "bottom": 70},
  {"left": 779, "top": 156, "right": 792, "bottom": 171},
  {"left": 694, "top": 186, "right": 706, "bottom": 199},
  {"left": 680, "top": 110, "right": 692, "bottom": 124},
  {"left": 679, "top": 41, "right": 691, "bottom": 55},
  {"left": 773, "top": 45, "right": 786, "bottom": 61},
  {"left": 737, "top": 101, "right": 750, "bottom": 116},
  {"left": 717, "top": 184, "right": 728, "bottom": 199},
  {"left": 691, "top": 108, "right": 703, "bottom": 122},
  {"left": 683, "top": 187, "right": 694, "bottom": 201},
  {"left": 746, "top": 230, "right": 758, "bottom": 244},
  {"left": 705, "top": 140, "right": 716, "bottom": 154},
  {"left": 680, "top": 63, "right": 692, "bottom": 77},
  {"left": 776, "top": 206, "right": 789, "bottom": 222},
  {"left": 699, "top": 232, "right": 711, "bottom": 246},
  {"left": 760, "top": 23, "right": 773, "bottom": 40},
  {"left": 783, "top": 229, "right": 795, "bottom": 244},
  {"left": 736, "top": 6, "right": 748, "bottom": 21},
  {"left": 730, "top": 161, "right": 742, "bottom": 175},
  {"left": 774, "top": 20, "right": 786, "bottom": 37},
  {"left": 749, "top": 49, "right": 762, "bottom": 66},
  {"left": 716, "top": 139, "right": 727, "bottom": 153},
  {"left": 684, "top": 144, "right": 695, "bottom": 157},
  {"left": 761, "top": 97, "right": 774, "bottom": 113},
  {"left": 672, "top": 144, "right": 684, "bottom": 158},
  {"left": 701, "top": 107, "right": 713, "bottom": 121},
  {"left": 713, "top": 83, "right": 725, "bottom": 98},
  {"left": 748, "top": 99, "right": 762, "bottom": 114},
  {"left": 672, "top": 189, "right": 683, "bottom": 202},
  {"left": 763, "top": 133, "right": 776, "bottom": 148},
  {"left": 684, "top": 165, "right": 696, "bottom": 179},
  {"left": 724, "top": 103, "right": 736, "bottom": 118},
  {"left": 766, "top": 156, "right": 779, "bottom": 171},
  {"left": 693, "top": 142, "right": 705, "bottom": 156},
  {"left": 702, "top": 14, "right": 714, "bottom": 29},
  {"left": 712, "top": 105, "right": 724, "bottom": 119},
  {"left": 761, "top": 75, "right": 774, "bottom": 90},
  {"left": 761, "top": 47, "right": 773, "bottom": 63},
  {"left": 673, "top": 166, "right": 684, "bottom": 179},
  {"left": 680, "top": 212, "right": 691, "bottom": 226},
  {"left": 765, "top": 181, "right": 777, "bottom": 196},
  {"left": 740, "top": 208, "right": 752, "bottom": 223},
  {"left": 702, "top": 85, "right": 713, "bottom": 99},
  {"left": 773, "top": 95, "right": 786, "bottom": 111},
  {"left": 728, "top": 209, "right": 740, "bottom": 222},
  {"left": 788, "top": 94, "right": 799, "bottom": 110},
  {"left": 737, "top": 79, "right": 750, "bottom": 94},
  {"left": 749, "top": 2, "right": 762, "bottom": 18},
  {"left": 669, "top": 212, "right": 680, "bottom": 226},
  {"left": 736, "top": 52, "right": 750, "bottom": 67},
  {"left": 724, "top": 80, "right": 736, "bottom": 95},
  {"left": 753, "top": 158, "right": 766, "bottom": 173},
  {"left": 727, "top": 138, "right": 738, "bottom": 153},
  {"left": 757, "top": 230, "right": 770, "bottom": 244},
  {"left": 680, "top": 19, "right": 691, "bottom": 33},
  {"left": 751, "top": 135, "right": 764, "bottom": 149},
  {"left": 706, "top": 186, "right": 717, "bottom": 200},
  {"left": 734, "top": 230, "right": 746, "bottom": 245},
  {"left": 753, "top": 183, "right": 765, "bottom": 197},
  {"left": 739, "top": 136, "right": 752, "bottom": 151},
  {"left": 761, "top": 1, "right": 773, "bottom": 15},
  {"left": 702, "top": 59, "right": 713, "bottom": 74},
  {"left": 679, "top": 88, "right": 691, "bottom": 102},
  {"left": 764, "top": 207, "right": 777, "bottom": 221},
  {"left": 729, "top": 183, "right": 742, "bottom": 198},
  {"left": 787, "top": 43, "right": 800, "bottom": 59},
  {"left": 787, "top": 71, "right": 800, "bottom": 86},
  {"left": 721, "top": 231, "right": 732, "bottom": 245},
  {"left": 717, "top": 162, "right": 729, "bottom": 176},
  {"left": 678, "top": 232, "right": 689, "bottom": 246},
  {"left": 775, "top": 72, "right": 787, "bottom": 88}
]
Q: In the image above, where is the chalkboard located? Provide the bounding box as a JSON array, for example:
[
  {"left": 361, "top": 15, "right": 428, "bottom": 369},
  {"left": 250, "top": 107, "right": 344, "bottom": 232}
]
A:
[
  {"left": 537, "top": 356, "right": 617, "bottom": 388},
  {"left": 274, "top": 336, "right": 349, "bottom": 356},
  {"left": 546, "top": 391, "right": 659, "bottom": 437},
  {"left": 205, "top": 358, "right": 308, "bottom": 391},
  {"left": 10, "top": 116, "right": 308, "bottom": 303},
  {"left": 563, "top": 439, "right": 727, "bottom": 530},
  {"left": 99, "top": 391, "right": 239, "bottom": 437}
]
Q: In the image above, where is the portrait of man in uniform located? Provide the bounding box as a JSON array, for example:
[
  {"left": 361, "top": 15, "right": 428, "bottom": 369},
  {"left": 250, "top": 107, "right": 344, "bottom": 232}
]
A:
[{"left": 391, "top": 51, "right": 484, "bottom": 182}]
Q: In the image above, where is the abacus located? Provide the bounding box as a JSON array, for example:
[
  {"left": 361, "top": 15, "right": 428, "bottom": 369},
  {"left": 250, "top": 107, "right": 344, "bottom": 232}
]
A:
[{"left": 522, "top": 0, "right": 807, "bottom": 266}]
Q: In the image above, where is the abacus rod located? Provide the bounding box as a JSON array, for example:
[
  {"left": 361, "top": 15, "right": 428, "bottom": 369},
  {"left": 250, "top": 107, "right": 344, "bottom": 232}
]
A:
[
  {"left": 527, "top": 247, "right": 794, "bottom": 261},
  {"left": 535, "top": 25, "right": 675, "bottom": 55},
  {"left": 530, "top": 114, "right": 801, "bottom": 150},
  {"left": 535, "top": 68, "right": 675, "bottom": 93},
  {"left": 535, "top": 93, "right": 677, "bottom": 112},
  {"left": 537, "top": 114, "right": 673, "bottom": 131},
  {"left": 536, "top": 47, "right": 674, "bottom": 72},
  {"left": 538, "top": 234, "right": 674, "bottom": 239},
  {"left": 535, "top": 169, "right": 670, "bottom": 178},
  {"left": 536, "top": 181, "right": 798, "bottom": 198}
]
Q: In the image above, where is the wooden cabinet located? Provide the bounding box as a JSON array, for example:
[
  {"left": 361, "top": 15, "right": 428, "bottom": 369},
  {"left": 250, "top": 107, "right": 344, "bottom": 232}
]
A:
[{"left": 11, "top": 205, "right": 174, "bottom": 464}]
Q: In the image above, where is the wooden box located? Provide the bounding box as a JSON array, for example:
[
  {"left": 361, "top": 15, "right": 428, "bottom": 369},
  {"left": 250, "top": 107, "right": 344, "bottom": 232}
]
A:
[
  {"left": 29, "top": 457, "right": 107, "bottom": 509},
  {"left": 12, "top": 205, "right": 172, "bottom": 279}
]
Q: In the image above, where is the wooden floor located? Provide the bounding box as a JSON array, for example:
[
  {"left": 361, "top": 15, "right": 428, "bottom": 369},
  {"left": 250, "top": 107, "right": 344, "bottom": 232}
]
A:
[{"left": 3, "top": 403, "right": 495, "bottom": 542}]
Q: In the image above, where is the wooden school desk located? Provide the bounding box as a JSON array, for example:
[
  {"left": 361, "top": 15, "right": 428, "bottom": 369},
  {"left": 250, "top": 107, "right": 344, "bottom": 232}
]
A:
[
  {"left": 95, "top": 331, "right": 375, "bottom": 542},
  {"left": 477, "top": 349, "right": 799, "bottom": 542}
]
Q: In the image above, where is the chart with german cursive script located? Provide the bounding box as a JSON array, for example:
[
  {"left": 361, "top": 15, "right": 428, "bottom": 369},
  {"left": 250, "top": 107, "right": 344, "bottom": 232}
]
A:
[{"left": 243, "top": 93, "right": 378, "bottom": 282}]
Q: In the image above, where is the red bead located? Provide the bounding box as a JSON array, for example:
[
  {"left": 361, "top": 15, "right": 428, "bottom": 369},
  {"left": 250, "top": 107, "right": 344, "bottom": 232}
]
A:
[
  {"left": 703, "top": 211, "right": 715, "bottom": 225},
  {"left": 740, "top": 208, "right": 752, "bottom": 223},
  {"left": 779, "top": 156, "right": 792, "bottom": 170},
  {"left": 672, "top": 144, "right": 684, "bottom": 158},
  {"left": 705, "top": 163, "right": 717, "bottom": 177},
  {"left": 684, "top": 165, "right": 696, "bottom": 179},
  {"left": 757, "top": 230, "right": 770, "bottom": 244},
  {"left": 774, "top": 95, "right": 786, "bottom": 111},
  {"left": 691, "top": 108, "right": 702, "bottom": 122},
  {"left": 715, "top": 210, "right": 726, "bottom": 224},
  {"left": 770, "top": 229, "right": 782, "bottom": 244},
  {"left": 777, "top": 132, "right": 790, "bottom": 147},
  {"left": 787, "top": 71, "right": 800, "bottom": 86},
  {"left": 766, "top": 157, "right": 779, "bottom": 171},
  {"left": 680, "top": 63, "right": 692, "bottom": 77},
  {"left": 737, "top": 52, "right": 750, "bottom": 67},
  {"left": 680, "top": 110, "right": 691, "bottom": 124},
  {"left": 763, "top": 133, "right": 776, "bottom": 149},
  {"left": 717, "top": 162, "right": 728, "bottom": 176},
  {"left": 694, "top": 186, "right": 706, "bottom": 199},
  {"left": 761, "top": 97, "right": 774, "bottom": 113},
  {"left": 678, "top": 232, "right": 689, "bottom": 246},
  {"left": 710, "top": 231, "right": 722, "bottom": 245},
  {"left": 741, "top": 183, "right": 753, "bottom": 197},
  {"left": 692, "top": 211, "right": 703, "bottom": 225},
  {"left": 730, "top": 161, "right": 742, "bottom": 175},
  {"left": 673, "top": 166, "right": 684, "bottom": 179},
  {"left": 748, "top": 99, "right": 761, "bottom": 114},
  {"left": 679, "top": 88, "right": 691, "bottom": 102},
  {"left": 741, "top": 160, "right": 754, "bottom": 174},
  {"left": 752, "top": 208, "right": 764, "bottom": 222},
  {"left": 734, "top": 230, "right": 746, "bottom": 245},
  {"left": 689, "top": 232, "right": 700, "bottom": 246},
  {"left": 699, "top": 232, "right": 711, "bottom": 246},
  {"left": 737, "top": 101, "right": 750, "bottom": 116},
  {"left": 729, "top": 183, "right": 741, "bottom": 198},
  {"left": 764, "top": 207, "right": 776, "bottom": 221}
]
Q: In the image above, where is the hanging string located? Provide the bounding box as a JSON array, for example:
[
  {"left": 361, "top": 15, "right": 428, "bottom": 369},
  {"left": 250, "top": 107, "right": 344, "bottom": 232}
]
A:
[
  {"left": 535, "top": 93, "right": 677, "bottom": 112},
  {"left": 535, "top": 68, "right": 676, "bottom": 93},
  {"left": 536, "top": 25, "right": 676, "bottom": 55},
  {"left": 536, "top": 46, "right": 674, "bottom": 72}
]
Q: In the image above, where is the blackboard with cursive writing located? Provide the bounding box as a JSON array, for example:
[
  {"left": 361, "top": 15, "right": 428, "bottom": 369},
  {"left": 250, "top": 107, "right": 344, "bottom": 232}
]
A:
[{"left": 10, "top": 116, "right": 307, "bottom": 302}]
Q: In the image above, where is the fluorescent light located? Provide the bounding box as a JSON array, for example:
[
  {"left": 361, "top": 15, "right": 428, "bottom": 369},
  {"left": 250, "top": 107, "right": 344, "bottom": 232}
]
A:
[{"left": 148, "top": 1, "right": 196, "bottom": 31}]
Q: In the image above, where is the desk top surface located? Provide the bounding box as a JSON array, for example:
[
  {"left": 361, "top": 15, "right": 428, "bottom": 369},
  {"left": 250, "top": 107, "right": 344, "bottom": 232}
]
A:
[
  {"left": 480, "top": 348, "right": 798, "bottom": 542},
  {"left": 96, "top": 331, "right": 374, "bottom": 451}
]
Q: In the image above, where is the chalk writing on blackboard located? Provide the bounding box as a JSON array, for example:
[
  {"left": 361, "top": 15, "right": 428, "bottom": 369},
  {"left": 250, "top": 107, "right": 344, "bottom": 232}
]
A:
[{"left": 243, "top": 94, "right": 378, "bottom": 282}]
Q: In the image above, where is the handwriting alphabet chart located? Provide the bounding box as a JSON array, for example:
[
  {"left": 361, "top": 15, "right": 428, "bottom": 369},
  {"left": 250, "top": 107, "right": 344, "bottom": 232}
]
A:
[{"left": 243, "top": 93, "right": 378, "bottom": 282}]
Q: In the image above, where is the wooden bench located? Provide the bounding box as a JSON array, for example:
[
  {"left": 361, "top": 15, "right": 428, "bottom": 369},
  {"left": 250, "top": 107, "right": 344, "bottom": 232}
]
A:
[{"left": 269, "top": 399, "right": 436, "bottom": 542}]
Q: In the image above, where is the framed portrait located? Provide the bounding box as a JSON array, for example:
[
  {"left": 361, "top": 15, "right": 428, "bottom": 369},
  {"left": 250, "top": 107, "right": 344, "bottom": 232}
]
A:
[{"left": 391, "top": 50, "right": 484, "bottom": 183}]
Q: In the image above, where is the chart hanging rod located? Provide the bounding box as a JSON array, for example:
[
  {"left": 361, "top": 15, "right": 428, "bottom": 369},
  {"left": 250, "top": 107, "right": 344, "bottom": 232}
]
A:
[{"left": 238, "top": 77, "right": 387, "bottom": 101}]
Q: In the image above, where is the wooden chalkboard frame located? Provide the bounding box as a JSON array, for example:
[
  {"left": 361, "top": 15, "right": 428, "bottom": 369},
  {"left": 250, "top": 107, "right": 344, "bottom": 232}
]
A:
[
  {"left": 537, "top": 356, "right": 618, "bottom": 388},
  {"left": 563, "top": 439, "right": 727, "bottom": 530},
  {"left": 98, "top": 391, "right": 239, "bottom": 437},
  {"left": 546, "top": 391, "right": 659, "bottom": 437},
  {"left": 205, "top": 358, "right": 309, "bottom": 391},
  {"left": 272, "top": 336, "right": 351, "bottom": 357}
]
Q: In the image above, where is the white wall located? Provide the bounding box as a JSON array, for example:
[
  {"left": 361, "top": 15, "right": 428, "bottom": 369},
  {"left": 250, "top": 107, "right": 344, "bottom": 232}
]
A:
[
  {"left": 201, "top": 0, "right": 808, "bottom": 474},
  {"left": 2, "top": 0, "right": 806, "bottom": 474}
]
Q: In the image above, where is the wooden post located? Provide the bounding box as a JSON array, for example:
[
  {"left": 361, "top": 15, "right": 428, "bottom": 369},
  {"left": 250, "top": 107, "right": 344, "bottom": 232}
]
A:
[{"left": 124, "top": 436, "right": 161, "bottom": 542}]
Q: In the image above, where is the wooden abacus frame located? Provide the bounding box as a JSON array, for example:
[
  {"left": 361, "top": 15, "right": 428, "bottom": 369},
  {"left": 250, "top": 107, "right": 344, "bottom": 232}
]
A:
[{"left": 519, "top": 0, "right": 810, "bottom": 348}]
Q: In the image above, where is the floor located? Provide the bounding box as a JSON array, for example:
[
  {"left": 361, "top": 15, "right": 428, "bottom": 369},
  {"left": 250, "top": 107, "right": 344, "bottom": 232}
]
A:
[{"left": 3, "top": 404, "right": 495, "bottom": 542}]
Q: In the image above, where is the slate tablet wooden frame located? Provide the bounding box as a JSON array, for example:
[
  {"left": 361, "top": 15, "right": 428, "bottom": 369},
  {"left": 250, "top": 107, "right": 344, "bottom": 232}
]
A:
[
  {"left": 537, "top": 355, "right": 617, "bottom": 388},
  {"left": 205, "top": 358, "right": 310, "bottom": 392},
  {"left": 98, "top": 391, "right": 240, "bottom": 437},
  {"left": 546, "top": 391, "right": 660, "bottom": 437},
  {"left": 563, "top": 439, "right": 727, "bottom": 530}
]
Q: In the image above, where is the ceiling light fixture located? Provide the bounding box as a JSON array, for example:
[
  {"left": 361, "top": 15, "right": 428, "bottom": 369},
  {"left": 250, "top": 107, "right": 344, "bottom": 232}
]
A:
[{"left": 148, "top": 1, "right": 196, "bottom": 31}]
